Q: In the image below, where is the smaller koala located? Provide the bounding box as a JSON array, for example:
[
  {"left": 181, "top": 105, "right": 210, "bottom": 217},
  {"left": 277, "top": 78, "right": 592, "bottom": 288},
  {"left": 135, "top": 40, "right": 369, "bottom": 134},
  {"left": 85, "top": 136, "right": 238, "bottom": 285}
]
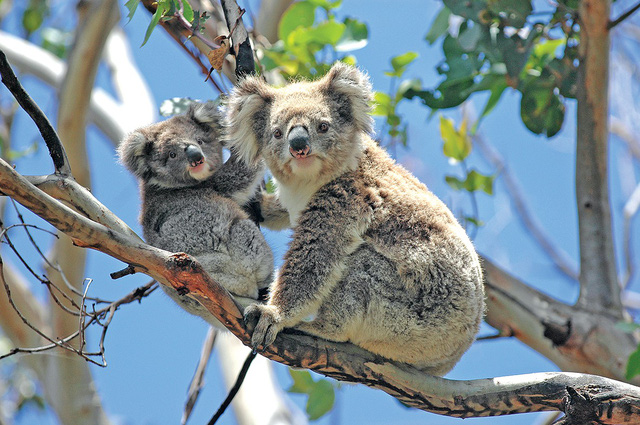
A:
[
  {"left": 118, "top": 102, "right": 274, "bottom": 326},
  {"left": 225, "top": 63, "right": 485, "bottom": 376}
]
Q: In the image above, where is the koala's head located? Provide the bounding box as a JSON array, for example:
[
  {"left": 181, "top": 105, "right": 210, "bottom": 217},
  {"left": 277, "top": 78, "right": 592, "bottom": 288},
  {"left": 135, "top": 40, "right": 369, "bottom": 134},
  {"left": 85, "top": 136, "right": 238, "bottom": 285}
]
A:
[
  {"left": 225, "top": 62, "right": 374, "bottom": 184},
  {"left": 118, "top": 102, "right": 224, "bottom": 188}
]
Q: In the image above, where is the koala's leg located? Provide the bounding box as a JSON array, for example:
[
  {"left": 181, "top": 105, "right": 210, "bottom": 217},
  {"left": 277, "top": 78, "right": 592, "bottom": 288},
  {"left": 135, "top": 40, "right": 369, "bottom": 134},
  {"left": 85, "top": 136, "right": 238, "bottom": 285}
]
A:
[
  {"left": 226, "top": 218, "right": 274, "bottom": 291},
  {"left": 245, "top": 178, "right": 374, "bottom": 349}
]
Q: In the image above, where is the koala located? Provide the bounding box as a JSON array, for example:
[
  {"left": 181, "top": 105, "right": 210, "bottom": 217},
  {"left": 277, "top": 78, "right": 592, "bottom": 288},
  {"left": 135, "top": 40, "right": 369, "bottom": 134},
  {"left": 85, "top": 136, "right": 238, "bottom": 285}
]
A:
[
  {"left": 224, "top": 63, "right": 485, "bottom": 375},
  {"left": 118, "top": 102, "right": 274, "bottom": 326}
]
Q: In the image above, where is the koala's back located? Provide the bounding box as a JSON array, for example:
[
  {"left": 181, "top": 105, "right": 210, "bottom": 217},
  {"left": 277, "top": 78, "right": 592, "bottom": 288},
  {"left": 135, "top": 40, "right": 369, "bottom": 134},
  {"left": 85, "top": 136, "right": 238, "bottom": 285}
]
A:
[
  {"left": 142, "top": 184, "right": 272, "bottom": 302},
  {"left": 294, "top": 139, "right": 484, "bottom": 375}
]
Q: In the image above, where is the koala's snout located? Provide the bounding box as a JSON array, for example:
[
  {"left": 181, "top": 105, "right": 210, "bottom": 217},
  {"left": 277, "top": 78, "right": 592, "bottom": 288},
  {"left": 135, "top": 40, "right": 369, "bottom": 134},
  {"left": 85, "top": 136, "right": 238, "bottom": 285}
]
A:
[
  {"left": 185, "top": 144, "right": 205, "bottom": 166},
  {"left": 288, "top": 126, "right": 311, "bottom": 158}
]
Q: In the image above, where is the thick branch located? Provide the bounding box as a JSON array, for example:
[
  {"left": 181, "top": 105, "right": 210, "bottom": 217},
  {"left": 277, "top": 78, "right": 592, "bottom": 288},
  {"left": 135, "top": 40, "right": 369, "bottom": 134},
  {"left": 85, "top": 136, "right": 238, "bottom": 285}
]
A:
[
  {"left": 576, "top": 0, "right": 622, "bottom": 316},
  {"left": 0, "top": 48, "right": 71, "bottom": 175},
  {"left": 2, "top": 159, "right": 640, "bottom": 422},
  {"left": 483, "top": 258, "right": 638, "bottom": 384},
  {"left": 220, "top": 0, "right": 255, "bottom": 78}
]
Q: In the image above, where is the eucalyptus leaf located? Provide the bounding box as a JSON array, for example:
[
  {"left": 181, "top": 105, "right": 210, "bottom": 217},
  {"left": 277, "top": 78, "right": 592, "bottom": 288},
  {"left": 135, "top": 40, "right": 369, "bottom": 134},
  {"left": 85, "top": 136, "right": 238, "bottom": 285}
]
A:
[
  {"left": 439, "top": 116, "right": 471, "bottom": 161},
  {"left": 125, "top": 0, "right": 140, "bottom": 23},
  {"left": 425, "top": 6, "right": 451, "bottom": 45},
  {"left": 335, "top": 18, "right": 368, "bottom": 52},
  {"left": 306, "top": 379, "right": 335, "bottom": 420},
  {"left": 288, "top": 369, "right": 315, "bottom": 394},
  {"left": 626, "top": 346, "right": 640, "bottom": 380},
  {"left": 279, "top": 1, "right": 316, "bottom": 45}
]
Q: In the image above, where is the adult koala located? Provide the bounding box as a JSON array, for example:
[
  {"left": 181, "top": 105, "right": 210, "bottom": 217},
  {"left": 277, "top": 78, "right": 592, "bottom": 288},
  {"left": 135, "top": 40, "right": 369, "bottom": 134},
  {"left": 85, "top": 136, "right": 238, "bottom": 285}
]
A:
[{"left": 224, "top": 63, "right": 485, "bottom": 376}]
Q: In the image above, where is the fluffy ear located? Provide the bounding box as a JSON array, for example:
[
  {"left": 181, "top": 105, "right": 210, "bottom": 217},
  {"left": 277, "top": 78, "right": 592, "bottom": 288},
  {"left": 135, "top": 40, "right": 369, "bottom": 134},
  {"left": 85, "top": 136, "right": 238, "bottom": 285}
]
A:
[
  {"left": 188, "top": 101, "right": 222, "bottom": 130},
  {"left": 224, "top": 76, "right": 274, "bottom": 165},
  {"left": 117, "top": 131, "right": 153, "bottom": 179},
  {"left": 321, "top": 62, "right": 374, "bottom": 135}
]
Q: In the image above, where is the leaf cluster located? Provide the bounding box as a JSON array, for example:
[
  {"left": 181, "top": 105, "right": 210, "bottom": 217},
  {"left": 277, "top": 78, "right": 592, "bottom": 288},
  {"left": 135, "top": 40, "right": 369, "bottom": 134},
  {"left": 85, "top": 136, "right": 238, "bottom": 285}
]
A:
[
  {"left": 261, "top": 0, "right": 368, "bottom": 78},
  {"left": 409, "top": 0, "right": 579, "bottom": 137}
]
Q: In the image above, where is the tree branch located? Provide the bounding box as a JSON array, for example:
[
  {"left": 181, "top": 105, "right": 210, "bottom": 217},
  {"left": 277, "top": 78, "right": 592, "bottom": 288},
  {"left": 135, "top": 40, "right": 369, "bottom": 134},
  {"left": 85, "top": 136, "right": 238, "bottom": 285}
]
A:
[
  {"left": 0, "top": 49, "right": 71, "bottom": 175},
  {"left": 220, "top": 0, "right": 254, "bottom": 78},
  {"left": 576, "top": 0, "right": 622, "bottom": 317}
]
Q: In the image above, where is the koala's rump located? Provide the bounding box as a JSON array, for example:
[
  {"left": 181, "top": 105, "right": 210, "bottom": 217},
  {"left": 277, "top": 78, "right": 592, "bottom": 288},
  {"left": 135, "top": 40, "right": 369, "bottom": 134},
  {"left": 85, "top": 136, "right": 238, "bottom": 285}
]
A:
[{"left": 296, "top": 243, "right": 479, "bottom": 375}]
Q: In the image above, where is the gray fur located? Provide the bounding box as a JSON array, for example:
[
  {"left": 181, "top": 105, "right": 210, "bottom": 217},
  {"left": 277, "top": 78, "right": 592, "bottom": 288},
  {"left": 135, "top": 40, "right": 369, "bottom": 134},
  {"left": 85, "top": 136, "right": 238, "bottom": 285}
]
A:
[
  {"left": 225, "top": 63, "right": 485, "bottom": 375},
  {"left": 118, "top": 102, "right": 273, "bottom": 326}
]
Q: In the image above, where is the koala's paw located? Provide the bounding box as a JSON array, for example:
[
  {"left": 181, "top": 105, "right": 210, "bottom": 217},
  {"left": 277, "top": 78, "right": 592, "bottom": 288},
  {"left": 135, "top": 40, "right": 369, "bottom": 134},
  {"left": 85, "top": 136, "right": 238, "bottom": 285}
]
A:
[{"left": 244, "top": 304, "right": 282, "bottom": 351}]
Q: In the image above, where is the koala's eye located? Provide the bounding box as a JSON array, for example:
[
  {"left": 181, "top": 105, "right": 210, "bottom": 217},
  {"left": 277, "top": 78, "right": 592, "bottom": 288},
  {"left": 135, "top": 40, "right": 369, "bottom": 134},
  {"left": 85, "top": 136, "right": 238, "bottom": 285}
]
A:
[
  {"left": 196, "top": 139, "right": 204, "bottom": 145},
  {"left": 169, "top": 151, "right": 177, "bottom": 158},
  {"left": 318, "top": 122, "right": 329, "bottom": 133},
  {"left": 273, "top": 129, "right": 283, "bottom": 139}
]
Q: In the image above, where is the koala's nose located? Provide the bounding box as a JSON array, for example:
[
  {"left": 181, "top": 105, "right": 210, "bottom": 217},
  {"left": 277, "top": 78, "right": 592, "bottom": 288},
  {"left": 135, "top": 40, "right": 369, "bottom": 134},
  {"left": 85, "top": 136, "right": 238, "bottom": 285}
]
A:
[
  {"left": 185, "top": 145, "right": 204, "bottom": 165},
  {"left": 288, "top": 126, "right": 310, "bottom": 152}
]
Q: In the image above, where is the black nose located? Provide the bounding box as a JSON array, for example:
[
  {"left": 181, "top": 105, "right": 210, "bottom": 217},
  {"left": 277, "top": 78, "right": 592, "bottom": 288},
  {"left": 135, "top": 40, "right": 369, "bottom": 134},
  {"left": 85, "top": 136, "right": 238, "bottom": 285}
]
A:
[
  {"left": 288, "top": 126, "right": 309, "bottom": 151},
  {"left": 185, "top": 145, "right": 204, "bottom": 164}
]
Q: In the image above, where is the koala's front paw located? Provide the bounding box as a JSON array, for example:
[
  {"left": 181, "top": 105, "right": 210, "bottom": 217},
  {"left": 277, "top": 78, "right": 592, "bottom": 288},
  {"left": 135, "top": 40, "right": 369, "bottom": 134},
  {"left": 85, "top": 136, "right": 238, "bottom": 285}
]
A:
[{"left": 244, "top": 304, "right": 282, "bottom": 351}]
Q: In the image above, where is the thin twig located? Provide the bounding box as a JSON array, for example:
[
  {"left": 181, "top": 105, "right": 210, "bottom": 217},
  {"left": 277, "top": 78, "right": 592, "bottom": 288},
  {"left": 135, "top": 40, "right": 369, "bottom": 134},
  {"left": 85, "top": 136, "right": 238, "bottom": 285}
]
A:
[
  {"left": 207, "top": 350, "right": 257, "bottom": 425},
  {"left": 0, "top": 48, "right": 71, "bottom": 175},
  {"left": 182, "top": 327, "right": 218, "bottom": 425},
  {"left": 609, "top": 1, "right": 640, "bottom": 29}
]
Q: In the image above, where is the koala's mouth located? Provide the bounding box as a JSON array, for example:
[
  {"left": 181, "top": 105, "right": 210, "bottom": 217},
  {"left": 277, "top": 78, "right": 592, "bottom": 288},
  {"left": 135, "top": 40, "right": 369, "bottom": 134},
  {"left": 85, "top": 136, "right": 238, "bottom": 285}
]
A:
[
  {"left": 189, "top": 157, "right": 205, "bottom": 168},
  {"left": 289, "top": 145, "right": 311, "bottom": 159},
  {"left": 188, "top": 160, "right": 214, "bottom": 180}
]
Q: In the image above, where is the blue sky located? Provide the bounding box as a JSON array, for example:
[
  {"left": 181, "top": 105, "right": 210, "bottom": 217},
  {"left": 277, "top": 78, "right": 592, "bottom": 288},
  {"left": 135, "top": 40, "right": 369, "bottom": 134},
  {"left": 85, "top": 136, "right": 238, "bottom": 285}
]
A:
[{"left": 3, "top": 1, "right": 639, "bottom": 424}]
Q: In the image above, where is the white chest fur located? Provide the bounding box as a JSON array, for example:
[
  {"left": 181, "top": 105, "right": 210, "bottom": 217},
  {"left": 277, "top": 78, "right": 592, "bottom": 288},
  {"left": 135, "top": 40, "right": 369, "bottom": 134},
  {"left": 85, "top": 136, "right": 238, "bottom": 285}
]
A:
[{"left": 276, "top": 179, "right": 322, "bottom": 225}]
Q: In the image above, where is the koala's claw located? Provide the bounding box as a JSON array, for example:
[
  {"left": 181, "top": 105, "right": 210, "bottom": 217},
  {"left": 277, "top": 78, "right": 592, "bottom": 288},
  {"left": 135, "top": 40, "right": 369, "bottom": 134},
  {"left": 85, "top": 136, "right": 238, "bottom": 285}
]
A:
[{"left": 244, "top": 304, "right": 282, "bottom": 351}]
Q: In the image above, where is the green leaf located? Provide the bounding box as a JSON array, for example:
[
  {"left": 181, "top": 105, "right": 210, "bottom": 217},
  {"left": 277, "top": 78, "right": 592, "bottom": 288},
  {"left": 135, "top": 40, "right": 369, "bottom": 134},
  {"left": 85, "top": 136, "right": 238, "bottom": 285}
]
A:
[
  {"left": 487, "top": 0, "right": 532, "bottom": 29},
  {"left": 125, "top": 0, "right": 140, "bottom": 23},
  {"left": 307, "top": 20, "right": 345, "bottom": 46},
  {"left": 465, "top": 170, "right": 495, "bottom": 195},
  {"left": 279, "top": 1, "right": 316, "bottom": 45},
  {"left": 142, "top": 0, "right": 171, "bottom": 46},
  {"left": 371, "top": 92, "right": 392, "bottom": 116},
  {"left": 307, "top": 0, "right": 342, "bottom": 10},
  {"left": 476, "top": 78, "right": 508, "bottom": 126},
  {"left": 439, "top": 116, "right": 471, "bottom": 161},
  {"left": 520, "top": 81, "right": 565, "bottom": 137},
  {"left": 386, "top": 51, "right": 418, "bottom": 78},
  {"left": 443, "top": 0, "right": 488, "bottom": 24},
  {"left": 627, "top": 346, "right": 640, "bottom": 380},
  {"left": 445, "top": 170, "right": 495, "bottom": 195},
  {"left": 181, "top": 0, "right": 194, "bottom": 23},
  {"left": 425, "top": 7, "right": 451, "bottom": 45},
  {"left": 532, "top": 38, "right": 565, "bottom": 60},
  {"left": 288, "top": 369, "right": 315, "bottom": 394},
  {"left": 22, "top": 6, "right": 45, "bottom": 34},
  {"left": 306, "top": 379, "right": 335, "bottom": 420},
  {"left": 335, "top": 17, "right": 368, "bottom": 52},
  {"left": 458, "top": 24, "right": 482, "bottom": 52},
  {"left": 395, "top": 78, "right": 422, "bottom": 102}
]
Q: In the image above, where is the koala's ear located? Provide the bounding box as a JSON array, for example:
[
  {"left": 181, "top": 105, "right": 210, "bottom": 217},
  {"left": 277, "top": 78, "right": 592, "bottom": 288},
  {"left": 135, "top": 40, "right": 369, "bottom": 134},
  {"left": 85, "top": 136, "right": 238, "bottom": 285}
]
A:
[
  {"left": 321, "top": 62, "right": 374, "bottom": 135},
  {"left": 188, "top": 101, "right": 222, "bottom": 129},
  {"left": 224, "top": 76, "right": 274, "bottom": 165},
  {"left": 117, "top": 131, "right": 154, "bottom": 178}
]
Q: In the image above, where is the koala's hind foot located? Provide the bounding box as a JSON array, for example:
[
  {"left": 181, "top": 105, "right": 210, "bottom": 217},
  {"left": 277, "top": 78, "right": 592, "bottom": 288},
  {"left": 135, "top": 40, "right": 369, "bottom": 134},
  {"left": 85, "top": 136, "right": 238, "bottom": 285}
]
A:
[{"left": 244, "top": 303, "right": 282, "bottom": 350}]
